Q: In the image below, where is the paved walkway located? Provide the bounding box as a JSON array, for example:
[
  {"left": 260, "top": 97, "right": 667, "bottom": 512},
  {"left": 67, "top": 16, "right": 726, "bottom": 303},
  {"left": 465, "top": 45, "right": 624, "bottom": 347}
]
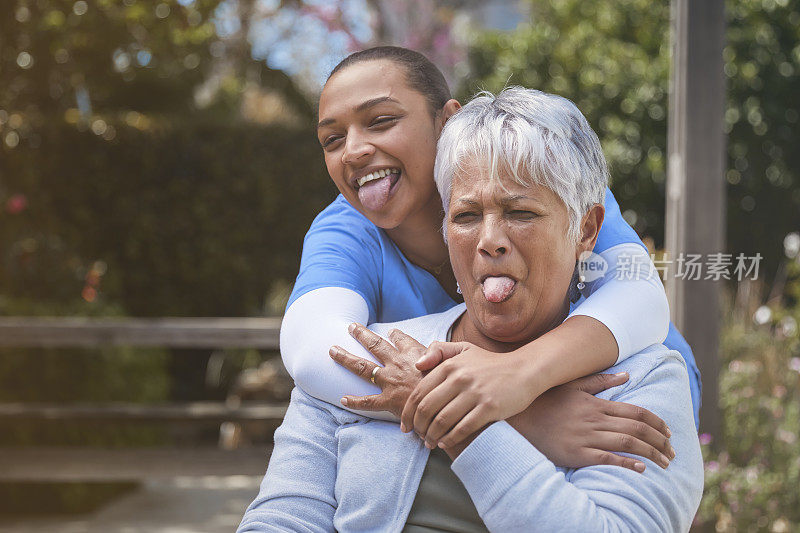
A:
[{"left": 0, "top": 475, "right": 261, "bottom": 533}]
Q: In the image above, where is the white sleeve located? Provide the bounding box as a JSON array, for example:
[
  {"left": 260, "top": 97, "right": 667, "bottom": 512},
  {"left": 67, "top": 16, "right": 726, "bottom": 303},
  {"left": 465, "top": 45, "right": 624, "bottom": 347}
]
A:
[
  {"left": 280, "top": 287, "right": 396, "bottom": 422},
  {"left": 568, "top": 243, "right": 669, "bottom": 364}
]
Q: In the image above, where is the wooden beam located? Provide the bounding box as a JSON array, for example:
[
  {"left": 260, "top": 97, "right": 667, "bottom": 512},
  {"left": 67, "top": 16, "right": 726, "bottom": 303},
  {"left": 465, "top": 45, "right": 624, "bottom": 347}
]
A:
[
  {"left": 0, "top": 317, "right": 281, "bottom": 349},
  {"left": 0, "top": 447, "right": 273, "bottom": 482},
  {"left": 0, "top": 402, "right": 287, "bottom": 424},
  {"left": 666, "top": 0, "right": 726, "bottom": 439}
]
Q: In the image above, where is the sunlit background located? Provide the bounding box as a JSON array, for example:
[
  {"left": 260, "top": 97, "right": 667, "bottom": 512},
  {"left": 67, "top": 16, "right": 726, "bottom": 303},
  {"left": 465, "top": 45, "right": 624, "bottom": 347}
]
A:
[{"left": 1, "top": 0, "right": 799, "bottom": 531}]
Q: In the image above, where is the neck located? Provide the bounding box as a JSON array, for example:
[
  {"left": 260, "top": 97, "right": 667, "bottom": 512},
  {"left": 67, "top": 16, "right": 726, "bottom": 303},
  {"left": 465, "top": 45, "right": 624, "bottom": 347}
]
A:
[
  {"left": 451, "top": 300, "right": 570, "bottom": 353},
  {"left": 385, "top": 193, "right": 450, "bottom": 275}
]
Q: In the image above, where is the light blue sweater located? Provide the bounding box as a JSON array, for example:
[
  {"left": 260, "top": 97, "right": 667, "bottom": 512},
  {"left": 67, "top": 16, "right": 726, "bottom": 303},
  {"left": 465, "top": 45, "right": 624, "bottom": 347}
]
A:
[{"left": 239, "top": 304, "right": 704, "bottom": 532}]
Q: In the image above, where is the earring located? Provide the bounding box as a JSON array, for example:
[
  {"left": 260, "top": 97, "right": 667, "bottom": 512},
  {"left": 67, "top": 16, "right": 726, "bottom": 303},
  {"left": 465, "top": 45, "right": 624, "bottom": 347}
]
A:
[
  {"left": 456, "top": 282, "right": 462, "bottom": 294},
  {"left": 568, "top": 263, "right": 581, "bottom": 303},
  {"left": 576, "top": 274, "right": 586, "bottom": 291}
]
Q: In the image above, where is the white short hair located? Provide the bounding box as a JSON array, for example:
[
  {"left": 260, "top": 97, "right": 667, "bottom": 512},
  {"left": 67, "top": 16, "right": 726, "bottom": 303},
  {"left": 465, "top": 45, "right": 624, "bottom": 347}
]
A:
[{"left": 434, "top": 87, "right": 608, "bottom": 242}]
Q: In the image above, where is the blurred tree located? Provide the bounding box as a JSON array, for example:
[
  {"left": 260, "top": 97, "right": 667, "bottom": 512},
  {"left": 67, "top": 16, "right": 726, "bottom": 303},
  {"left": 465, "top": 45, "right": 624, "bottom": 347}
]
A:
[
  {"left": 0, "top": 0, "right": 218, "bottom": 121},
  {"left": 464, "top": 1, "right": 674, "bottom": 241},
  {"left": 723, "top": 0, "right": 800, "bottom": 278},
  {"left": 463, "top": 0, "right": 800, "bottom": 275},
  {"left": 0, "top": 0, "right": 331, "bottom": 403},
  {"left": 234, "top": 0, "right": 476, "bottom": 91},
  {"left": 0, "top": 0, "right": 315, "bottom": 128}
]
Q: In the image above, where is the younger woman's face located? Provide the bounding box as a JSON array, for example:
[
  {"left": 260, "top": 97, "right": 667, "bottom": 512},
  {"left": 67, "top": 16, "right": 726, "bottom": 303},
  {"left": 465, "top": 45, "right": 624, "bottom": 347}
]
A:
[{"left": 317, "top": 59, "right": 452, "bottom": 229}]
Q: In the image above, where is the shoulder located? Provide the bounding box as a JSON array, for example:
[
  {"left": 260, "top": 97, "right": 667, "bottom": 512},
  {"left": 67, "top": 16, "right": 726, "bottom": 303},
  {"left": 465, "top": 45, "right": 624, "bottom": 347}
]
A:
[
  {"left": 368, "top": 303, "right": 466, "bottom": 346},
  {"left": 606, "top": 344, "right": 689, "bottom": 393},
  {"left": 289, "top": 196, "right": 386, "bottom": 313},
  {"left": 599, "top": 344, "right": 696, "bottom": 428},
  {"left": 595, "top": 187, "right": 647, "bottom": 253},
  {"left": 305, "top": 195, "right": 382, "bottom": 243}
]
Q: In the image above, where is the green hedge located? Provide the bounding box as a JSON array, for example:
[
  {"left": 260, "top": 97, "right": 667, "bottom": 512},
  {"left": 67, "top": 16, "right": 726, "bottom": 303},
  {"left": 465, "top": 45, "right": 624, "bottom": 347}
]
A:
[{"left": 1, "top": 118, "right": 336, "bottom": 317}]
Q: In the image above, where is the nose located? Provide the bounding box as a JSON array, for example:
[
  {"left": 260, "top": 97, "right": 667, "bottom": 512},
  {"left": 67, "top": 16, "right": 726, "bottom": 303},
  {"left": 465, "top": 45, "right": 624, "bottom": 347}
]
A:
[
  {"left": 477, "top": 217, "right": 510, "bottom": 258},
  {"left": 341, "top": 129, "right": 374, "bottom": 165}
]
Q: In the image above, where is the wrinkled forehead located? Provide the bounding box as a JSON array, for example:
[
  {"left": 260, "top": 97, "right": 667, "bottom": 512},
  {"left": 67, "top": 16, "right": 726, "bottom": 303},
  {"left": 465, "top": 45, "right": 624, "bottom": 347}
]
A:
[{"left": 449, "top": 155, "right": 544, "bottom": 201}]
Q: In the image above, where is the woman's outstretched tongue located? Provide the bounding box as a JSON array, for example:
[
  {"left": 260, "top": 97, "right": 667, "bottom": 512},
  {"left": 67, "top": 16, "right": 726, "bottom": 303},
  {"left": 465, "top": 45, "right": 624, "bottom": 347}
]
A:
[
  {"left": 482, "top": 276, "right": 516, "bottom": 303},
  {"left": 357, "top": 176, "right": 393, "bottom": 211}
]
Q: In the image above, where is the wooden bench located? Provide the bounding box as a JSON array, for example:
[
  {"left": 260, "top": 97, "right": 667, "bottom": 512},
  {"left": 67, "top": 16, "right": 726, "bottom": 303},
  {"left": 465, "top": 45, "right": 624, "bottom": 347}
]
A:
[
  {"left": 0, "top": 402, "right": 287, "bottom": 423},
  {"left": 0, "top": 316, "right": 282, "bottom": 348},
  {"left": 0, "top": 317, "right": 286, "bottom": 481},
  {"left": 0, "top": 447, "right": 274, "bottom": 482}
]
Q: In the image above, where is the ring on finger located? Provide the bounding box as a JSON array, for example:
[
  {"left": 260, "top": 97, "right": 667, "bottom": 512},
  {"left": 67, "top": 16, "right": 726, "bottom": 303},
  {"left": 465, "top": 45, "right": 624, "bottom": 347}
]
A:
[{"left": 370, "top": 366, "right": 380, "bottom": 384}]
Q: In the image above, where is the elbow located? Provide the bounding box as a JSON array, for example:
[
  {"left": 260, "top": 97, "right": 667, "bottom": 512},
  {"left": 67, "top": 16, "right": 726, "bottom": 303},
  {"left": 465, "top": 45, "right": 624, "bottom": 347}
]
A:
[
  {"left": 279, "top": 320, "right": 318, "bottom": 388},
  {"left": 279, "top": 302, "right": 351, "bottom": 392},
  {"left": 651, "top": 283, "right": 670, "bottom": 344}
]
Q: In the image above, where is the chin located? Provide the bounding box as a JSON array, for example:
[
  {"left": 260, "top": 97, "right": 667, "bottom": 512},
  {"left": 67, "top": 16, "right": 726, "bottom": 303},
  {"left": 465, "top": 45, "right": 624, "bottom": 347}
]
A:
[
  {"left": 367, "top": 207, "right": 407, "bottom": 229},
  {"left": 477, "top": 312, "right": 530, "bottom": 344}
]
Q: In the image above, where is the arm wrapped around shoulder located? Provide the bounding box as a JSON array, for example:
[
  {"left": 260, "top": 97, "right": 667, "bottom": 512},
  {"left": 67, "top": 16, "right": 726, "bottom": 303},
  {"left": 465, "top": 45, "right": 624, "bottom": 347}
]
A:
[{"left": 451, "top": 347, "right": 704, "bottom": 533}]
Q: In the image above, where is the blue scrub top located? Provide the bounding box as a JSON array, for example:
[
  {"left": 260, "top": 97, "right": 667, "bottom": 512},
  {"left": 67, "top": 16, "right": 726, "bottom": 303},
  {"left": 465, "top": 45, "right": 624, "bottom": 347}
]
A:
[{"left": 288, "top": 188, "right": 702, "bottom": 428}]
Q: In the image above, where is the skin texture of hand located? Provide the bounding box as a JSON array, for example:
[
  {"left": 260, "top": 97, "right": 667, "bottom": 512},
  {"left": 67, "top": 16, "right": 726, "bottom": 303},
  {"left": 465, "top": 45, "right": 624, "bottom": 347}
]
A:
[
  {"left": 332, "top": 325, "right": 674, "bottom": 473},
  {"left": 401, "top": 341, "right": 542, "bottom": 446},
  {"left": 506, "top": 372, "right": 675, "bottom": 472},
  {"left": 406, "top": 316, "right": 620, "bottom": 450},
  {"left": 328, "top": 323, "right": 426, "bottom": 418}
]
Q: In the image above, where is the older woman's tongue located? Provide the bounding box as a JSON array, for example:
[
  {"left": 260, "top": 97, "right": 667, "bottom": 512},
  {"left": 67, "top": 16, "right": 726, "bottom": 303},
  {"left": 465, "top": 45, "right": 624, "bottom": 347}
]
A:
[{"left": 482, "top": 276, "right": 516, "bottom": 303}]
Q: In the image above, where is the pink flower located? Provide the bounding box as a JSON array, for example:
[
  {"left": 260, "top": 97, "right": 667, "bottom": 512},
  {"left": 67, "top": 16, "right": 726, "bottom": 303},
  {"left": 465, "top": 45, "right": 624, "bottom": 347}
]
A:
[
  {"left": 6, "top": 193, "right": 27, "bottom": 214},
  {"left": 699, "top": 433, "right": 713, "bottom": 445},
  {"left": 706, "top": 460, "right": 720, "bottom": 472}
]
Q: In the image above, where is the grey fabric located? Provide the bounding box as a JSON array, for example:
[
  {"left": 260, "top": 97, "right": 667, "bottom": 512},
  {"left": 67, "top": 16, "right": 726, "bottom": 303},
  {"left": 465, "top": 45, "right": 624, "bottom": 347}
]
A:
[{"left": 403, "top": 447, "right": 489, "bottom": 532}]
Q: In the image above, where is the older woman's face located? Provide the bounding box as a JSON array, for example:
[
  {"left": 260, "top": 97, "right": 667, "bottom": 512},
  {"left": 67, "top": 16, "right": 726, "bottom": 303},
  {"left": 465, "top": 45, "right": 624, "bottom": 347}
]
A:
[{"left": 446, "top": 163, "right": 584, "bottom": 345}]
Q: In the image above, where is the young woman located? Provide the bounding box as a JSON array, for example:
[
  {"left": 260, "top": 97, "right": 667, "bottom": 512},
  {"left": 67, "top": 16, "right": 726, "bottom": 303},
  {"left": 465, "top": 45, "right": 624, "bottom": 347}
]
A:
[{"left": 280, "top": 46, "right": 701, "bottom": 463}]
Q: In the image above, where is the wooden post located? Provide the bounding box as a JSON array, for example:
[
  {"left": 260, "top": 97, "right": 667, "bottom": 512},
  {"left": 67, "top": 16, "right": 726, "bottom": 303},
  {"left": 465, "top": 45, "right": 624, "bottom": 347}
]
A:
[{"left": 666, "top": 0, "right": 726, "bottom": 440}]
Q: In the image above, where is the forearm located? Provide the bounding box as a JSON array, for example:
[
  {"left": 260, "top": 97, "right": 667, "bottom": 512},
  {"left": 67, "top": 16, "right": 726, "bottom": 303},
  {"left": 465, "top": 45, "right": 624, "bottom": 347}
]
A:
[
  {"left": 450, "top": 354, "right": 703, "bottom": 532},
  {"left": 572, "top": 243, "right": 670, "bottom": 360},
  {"left": 511, "top": 315, "right": 618, "bottom": 399},
  {"left": 453, "top": 423, "right": 644, "bottom": 532},
  {"left": 280, "top": 287, "right": 396, "bottom": 421}
]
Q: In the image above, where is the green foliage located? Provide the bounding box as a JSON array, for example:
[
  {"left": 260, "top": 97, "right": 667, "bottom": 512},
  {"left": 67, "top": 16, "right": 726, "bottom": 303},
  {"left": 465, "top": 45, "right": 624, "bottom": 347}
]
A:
[
  {"left": 724, "top": 0, "right": 800, "bottom": 272},
  {"left": 0, "top": 0, "right": 333, "bottom": 433},
  {"left": 1, "top": 119, "right": 334, "bottom": 317},
  {"left": 1, "top": 0, "right": 220, "bottom": 118},
  {"left": 462, "top": 0, "right": 800, "bottom": 272},
  {"left": 462, "top": 1, "right": 671, "bottom": 238},
  {"left": 695, "top": 253, "right": 800, "bottom": 531}
]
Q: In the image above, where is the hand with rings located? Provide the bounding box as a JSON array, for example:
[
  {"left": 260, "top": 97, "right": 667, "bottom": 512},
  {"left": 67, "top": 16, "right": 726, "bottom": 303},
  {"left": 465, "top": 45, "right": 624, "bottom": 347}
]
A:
[{"left": 329, "top": 323, "right": 427, "bottom": 419}]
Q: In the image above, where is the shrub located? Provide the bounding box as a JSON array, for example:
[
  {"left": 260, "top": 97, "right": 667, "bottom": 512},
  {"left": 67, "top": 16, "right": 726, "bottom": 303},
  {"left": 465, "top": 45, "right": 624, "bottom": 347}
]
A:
[{"left": 695, "top": 241, "right": 800, "bottom": 531}]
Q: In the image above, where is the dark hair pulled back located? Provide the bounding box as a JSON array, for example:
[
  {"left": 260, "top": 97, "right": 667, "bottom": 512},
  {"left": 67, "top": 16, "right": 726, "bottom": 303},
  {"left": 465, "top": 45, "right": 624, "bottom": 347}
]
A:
[{"left": 328, "top": 46, "right": 452, "bottom": 115}]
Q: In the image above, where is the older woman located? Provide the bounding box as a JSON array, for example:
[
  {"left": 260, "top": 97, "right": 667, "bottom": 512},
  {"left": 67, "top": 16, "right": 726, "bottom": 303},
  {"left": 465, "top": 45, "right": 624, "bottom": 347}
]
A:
[{"left": 238, "top": 88, "right": 703, "bottom": 532}]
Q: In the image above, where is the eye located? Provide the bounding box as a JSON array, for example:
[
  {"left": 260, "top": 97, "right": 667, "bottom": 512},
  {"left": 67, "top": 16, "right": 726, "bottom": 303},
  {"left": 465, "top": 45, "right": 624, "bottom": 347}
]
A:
[
  {"left": 321, "top": 135, "right": 343, "bottom": 150},
  {"left": 369, "top": 115, "right": 397, "bottom": 127},
  {"left": 509, "top": 210, "right": 537, "bottom": 220},
  {"left": 452, "top": 211, "right": 479, "bottom": 223}
]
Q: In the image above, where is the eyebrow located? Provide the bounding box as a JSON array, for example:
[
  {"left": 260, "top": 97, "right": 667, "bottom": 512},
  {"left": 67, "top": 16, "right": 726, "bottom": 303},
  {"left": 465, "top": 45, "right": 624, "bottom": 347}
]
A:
[
  {"left": 454, "top": 194, "right": 533, "bottom": 206},
  {"left": 500, "top": 195, "right": 532, "bottom": 206},
  {"left": 454, "top": 198, "right": 480, "bottom": 207},
  {"left": 316, "top": 96, "right": 401, "bottom": 130}
]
